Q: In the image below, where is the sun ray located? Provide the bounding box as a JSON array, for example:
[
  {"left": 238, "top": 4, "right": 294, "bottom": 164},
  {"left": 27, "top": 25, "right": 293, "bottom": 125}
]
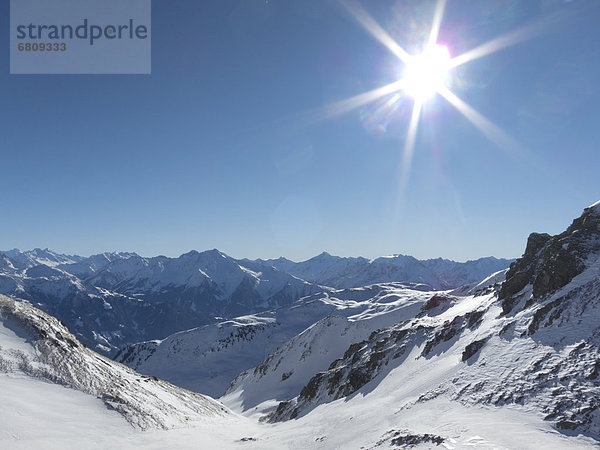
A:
[
  {"left": 449, "top": 8, "right": 576, "bottom": 69},
  {"left": 318, "top": 79, "right": 408, "bottom": 120},
  {"left": 427, "top": 0, "right": 447, "bottom": 47},
  {"left": 339, "top": 0, "right": 412, "bottom": 65},
  {"left": 438, "top": 87, "right": 562, "bottom": 178},
  {"left": 364, "top": 93, "right": 402, "bottom": 132},
  {"left": 399, "top": 99, "right": 423, "bottom": 193},
  {"left": 437, "top": 87, "right": 523, "bottom": 157}
]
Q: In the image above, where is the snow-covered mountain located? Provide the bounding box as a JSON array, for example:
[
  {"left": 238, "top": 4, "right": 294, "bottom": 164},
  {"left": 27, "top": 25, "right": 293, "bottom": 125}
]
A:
[
  {"left": 3, "top": 248, "right": 83, "bottom": 269},
  {"left": 0, "top": 260, "right": 179, "bottom": 354},
  {"left": 57, "top": 251, "right": 139, "bottom": 278},
  {"left": 85, "top": 250, "right": 319, "bottom": 317},
  {"left": 259, "top": 252, "right": 512, "bottom": 290},
  {"left": 229, "top": 202, "right": 600, "bottom": 441},
  {"left": 0, "top": 249, "right": 321, "bottom": 354},
  {"left": 0, "top": 295, "right": 227, "bottom": 430}
]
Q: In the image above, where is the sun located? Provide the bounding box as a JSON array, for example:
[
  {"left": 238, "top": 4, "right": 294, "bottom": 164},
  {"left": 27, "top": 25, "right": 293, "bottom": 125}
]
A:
[{"left": 404, "top": 44, "right": 451, "bottom": 101}]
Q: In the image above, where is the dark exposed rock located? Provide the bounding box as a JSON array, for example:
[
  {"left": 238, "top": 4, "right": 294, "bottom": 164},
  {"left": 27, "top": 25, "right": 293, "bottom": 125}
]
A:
[
  {"left": 500, "top": 233, "right": 551, "bottom": 305},
  {"left": 390, "top": 433, "right": 445, "bottom": 447},
  {"left": 327, "top": 370, "right": 344, "bottom": 395},
  {"left": 587, "top": 360, "right": 600, "bottom": 380},
  {"left": 422, "top": 313, "right": 482, "bottom": 357},
  {"left": 467, "top": 309, "right": 486, "bottom": 328},
  {"left": 462, "top": 339, "right": 487, "bottom": 361},
  {"left": 556, "top": 420, "right": 580, "bottom": 431},
  {"left": 267, "top": 400, "right": 292, "bottom": 422},
  {"left": 424, "top": 294, "right": 451, "bottom": 310},
  {"left": 417, "top": 294, "right": 458, "bottom": 318},
  {"left": 370, "top": 429, "right": 445, "bottom": 448},
  {"left": 527, "top": 298, "right": 563, "bottom": 335},
  {"left": 347, "top": 368, "right": 370, "bottom": 391},
  {"left": 281, "top": 371, "right": 292, "bottom": 381},
  {"left": 298, "top": 373, "right": 325, "bottom": 401},
  {"left": 343, "top": 341, "right": 366, "bottom": 360}
]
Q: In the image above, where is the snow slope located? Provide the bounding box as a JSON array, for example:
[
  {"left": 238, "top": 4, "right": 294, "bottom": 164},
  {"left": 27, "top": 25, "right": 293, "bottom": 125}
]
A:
[
  {"left": 115, "top": 283, "right": 429, "bottom": 398},
  {"left": 0, "top": 295, "right": 227, "bottom": 430}
]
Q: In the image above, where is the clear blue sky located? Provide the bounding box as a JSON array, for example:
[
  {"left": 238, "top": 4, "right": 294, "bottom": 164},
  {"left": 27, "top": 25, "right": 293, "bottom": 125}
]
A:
[{"left": 2, "top": 0, "right": 599, "bottom": 261}]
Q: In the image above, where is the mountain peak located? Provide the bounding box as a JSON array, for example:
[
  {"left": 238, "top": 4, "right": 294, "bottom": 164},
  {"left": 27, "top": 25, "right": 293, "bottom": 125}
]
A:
[
  {"left": 179, "top": 249, "right": 227, "bottom": 260},
  {"left": 305, "top": 251, "right": 336, "bottom": 262},
  {"left": 587, "top": 199, "right": 600, "bottom": 212}
]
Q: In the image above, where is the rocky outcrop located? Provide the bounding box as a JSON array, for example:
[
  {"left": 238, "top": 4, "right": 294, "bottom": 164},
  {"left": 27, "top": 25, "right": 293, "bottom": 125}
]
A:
[
  {"left": 369, "top": 429, "right": 445, "bottom": 448},
  {"left": 265, "top": 307, "right": 488, "bottom": 423},
  {"left": 265, "top": 325, "right": 419, "bottom": 422},
  {"left": 500, "top": 203, "right": 600, "bottom": 314},
  {"left": 462, "top": 338, "right": 487, "bottom": 361}
]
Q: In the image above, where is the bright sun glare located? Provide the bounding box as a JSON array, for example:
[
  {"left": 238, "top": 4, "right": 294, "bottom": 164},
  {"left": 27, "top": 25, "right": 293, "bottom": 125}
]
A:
[
  {"left": 404, "top": 44, "right": 451, "bottom": 100},
  {"left": 322, "top": 0, "right": 556, "bottom": 195}
]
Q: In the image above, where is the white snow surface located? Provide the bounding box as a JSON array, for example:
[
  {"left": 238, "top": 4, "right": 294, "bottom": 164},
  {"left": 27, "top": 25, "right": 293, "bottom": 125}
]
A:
[{"left": 0, "top": 295, "right": 227, "bottom": 431}]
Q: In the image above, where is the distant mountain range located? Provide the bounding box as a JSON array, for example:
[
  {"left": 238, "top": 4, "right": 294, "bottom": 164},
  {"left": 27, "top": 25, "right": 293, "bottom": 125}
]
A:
[
  {"left": 0, "top": 246, "right": 511, "bottom": 354},
  {"left": 255, "top": 252, "right": 512, "bottom": 290}
]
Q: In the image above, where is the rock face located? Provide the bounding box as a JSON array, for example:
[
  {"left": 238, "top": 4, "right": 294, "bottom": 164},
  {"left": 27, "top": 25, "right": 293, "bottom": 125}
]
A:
[
  {"left": 0, "top": 295, "right": 227, "bottom": 430},
  {"left": 500, "top": 203, "right": 600, "bottom": 314}
]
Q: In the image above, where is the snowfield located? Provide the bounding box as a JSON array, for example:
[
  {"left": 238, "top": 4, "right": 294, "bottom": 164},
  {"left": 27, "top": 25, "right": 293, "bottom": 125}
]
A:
[{"left": 2, "top": 373, "right": 596, "bottom": 449}]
